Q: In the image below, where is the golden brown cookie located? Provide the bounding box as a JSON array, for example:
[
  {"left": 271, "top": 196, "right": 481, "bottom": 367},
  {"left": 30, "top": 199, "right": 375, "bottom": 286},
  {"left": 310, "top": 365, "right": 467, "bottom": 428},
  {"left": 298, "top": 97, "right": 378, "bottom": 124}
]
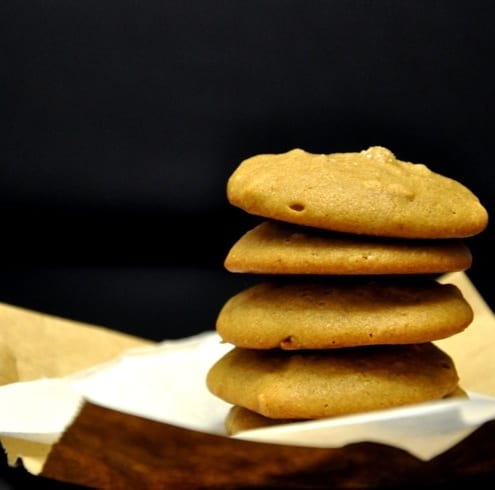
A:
[
  {"left": 225, "top": 385, "right": 468, "bottom": 435},
  {"left": 206, "top": 343, "right": 459, "bottom": 420},
  {"left": 225, "top": 405, "right": 300, "bottom": 435},
  {"left": 224, "top": 220, "right": 473, "bottom": 275},
  {"left": 216, "top": 278, "right": 474, "bottom": 349},
  {"left": 227, "top": 147, "right": 488, "bottom": 238}
]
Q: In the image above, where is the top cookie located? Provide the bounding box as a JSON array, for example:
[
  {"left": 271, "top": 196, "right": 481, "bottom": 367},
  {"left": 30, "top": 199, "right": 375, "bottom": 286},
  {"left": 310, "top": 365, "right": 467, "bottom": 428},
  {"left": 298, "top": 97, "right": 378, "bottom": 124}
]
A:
[{"left": 227, "top": 146, "right": 488, "bottom": 238}]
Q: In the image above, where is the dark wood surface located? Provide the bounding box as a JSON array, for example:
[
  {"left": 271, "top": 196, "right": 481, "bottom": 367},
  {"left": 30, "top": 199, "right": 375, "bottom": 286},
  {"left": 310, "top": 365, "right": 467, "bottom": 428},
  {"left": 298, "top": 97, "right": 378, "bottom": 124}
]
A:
[{"left": 25, "top": 401, "right": 495, "bottom": 489}]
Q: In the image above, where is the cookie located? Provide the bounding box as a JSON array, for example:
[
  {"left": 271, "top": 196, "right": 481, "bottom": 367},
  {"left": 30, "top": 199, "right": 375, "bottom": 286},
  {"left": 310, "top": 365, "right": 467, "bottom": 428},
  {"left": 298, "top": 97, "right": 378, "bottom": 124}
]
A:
[
  {"left": 225, "top": 405, "right": 300, "bottom": 435},
  {"left": 227, "top": 147, "right": 488, "bottom": 238},
  {"left": 206, "top": 343, "right": 459, "bottom": 419},
  {"left": 216, "top": 278, "right": 474, "bottom": 349},
  {"left": 224, "top": 220, "right": 473, "bottom": 275},
  {"left": 225, "top": 384, "right": 468, "bottom": 435}
]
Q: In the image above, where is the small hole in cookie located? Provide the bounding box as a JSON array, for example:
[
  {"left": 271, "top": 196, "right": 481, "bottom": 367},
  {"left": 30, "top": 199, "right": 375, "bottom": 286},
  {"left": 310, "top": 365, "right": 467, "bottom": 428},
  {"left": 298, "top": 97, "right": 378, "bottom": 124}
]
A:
[
  {"left": 289, "top": 202, "right": 305, "bottom": 212},
  {"left": 281, "top": 336, "right": 295, "bottom": 348}
]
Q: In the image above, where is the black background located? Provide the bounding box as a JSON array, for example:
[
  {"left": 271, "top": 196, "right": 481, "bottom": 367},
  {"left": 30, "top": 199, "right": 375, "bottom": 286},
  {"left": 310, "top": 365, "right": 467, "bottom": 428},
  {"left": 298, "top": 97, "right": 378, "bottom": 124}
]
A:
[{"left": 0, "top": 1, "right": 494, "bottom": 486}]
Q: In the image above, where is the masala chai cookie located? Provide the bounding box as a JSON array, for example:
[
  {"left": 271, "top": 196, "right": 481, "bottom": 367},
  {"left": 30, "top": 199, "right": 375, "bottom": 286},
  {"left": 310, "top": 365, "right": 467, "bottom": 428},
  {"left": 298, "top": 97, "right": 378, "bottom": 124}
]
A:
[
  {"left": 224, "top": 220, "right": 473, "bottom": 275},
  {"left": 227, "top": 146, "right": 488, "bottom": 238},
  {"left": 216, "top": 278, "right": 474, "bottom": 349},
  {"left": 206, "top": 343, "right": 459, "bottom": 420}
]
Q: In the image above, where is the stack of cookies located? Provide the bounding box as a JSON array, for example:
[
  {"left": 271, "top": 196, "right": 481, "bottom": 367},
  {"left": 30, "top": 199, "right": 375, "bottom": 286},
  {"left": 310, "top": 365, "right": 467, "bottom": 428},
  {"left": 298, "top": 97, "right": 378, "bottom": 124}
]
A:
[{"left": 206, "top": 146, "right": 489, "bottom": 435}]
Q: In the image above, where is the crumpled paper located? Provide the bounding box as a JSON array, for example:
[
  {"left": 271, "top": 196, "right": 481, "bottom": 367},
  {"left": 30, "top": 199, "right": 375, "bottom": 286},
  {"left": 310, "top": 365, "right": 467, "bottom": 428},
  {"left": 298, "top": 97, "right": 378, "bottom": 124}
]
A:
[{"left": 1, "top": 271, "right": 495, "bottom": 471}]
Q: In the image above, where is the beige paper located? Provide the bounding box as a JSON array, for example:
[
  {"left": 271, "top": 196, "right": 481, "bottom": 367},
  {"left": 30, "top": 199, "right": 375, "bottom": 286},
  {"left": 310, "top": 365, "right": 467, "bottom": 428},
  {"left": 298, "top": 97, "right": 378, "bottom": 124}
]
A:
[
  {"left": 0, "top": 339, "right": 18, "bottom": 385},
  {"left": 0, "top": 302, "right": 152, "bottom": 382},
  {"left": 0, "top": 302, "right": 152, "bottom": 473},
  {"left": 1, "top": 436, "right": 53, "bottom": 475},
  {"left": 436, "top": 272, "right": 495, "bottom": 396}
]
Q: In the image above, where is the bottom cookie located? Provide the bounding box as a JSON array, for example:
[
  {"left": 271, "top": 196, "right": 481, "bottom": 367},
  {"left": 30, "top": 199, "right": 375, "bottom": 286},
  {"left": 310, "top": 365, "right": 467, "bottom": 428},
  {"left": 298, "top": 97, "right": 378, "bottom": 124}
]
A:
[{"left": 225, "top": 386, "right": 468, "bottom": 435}]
